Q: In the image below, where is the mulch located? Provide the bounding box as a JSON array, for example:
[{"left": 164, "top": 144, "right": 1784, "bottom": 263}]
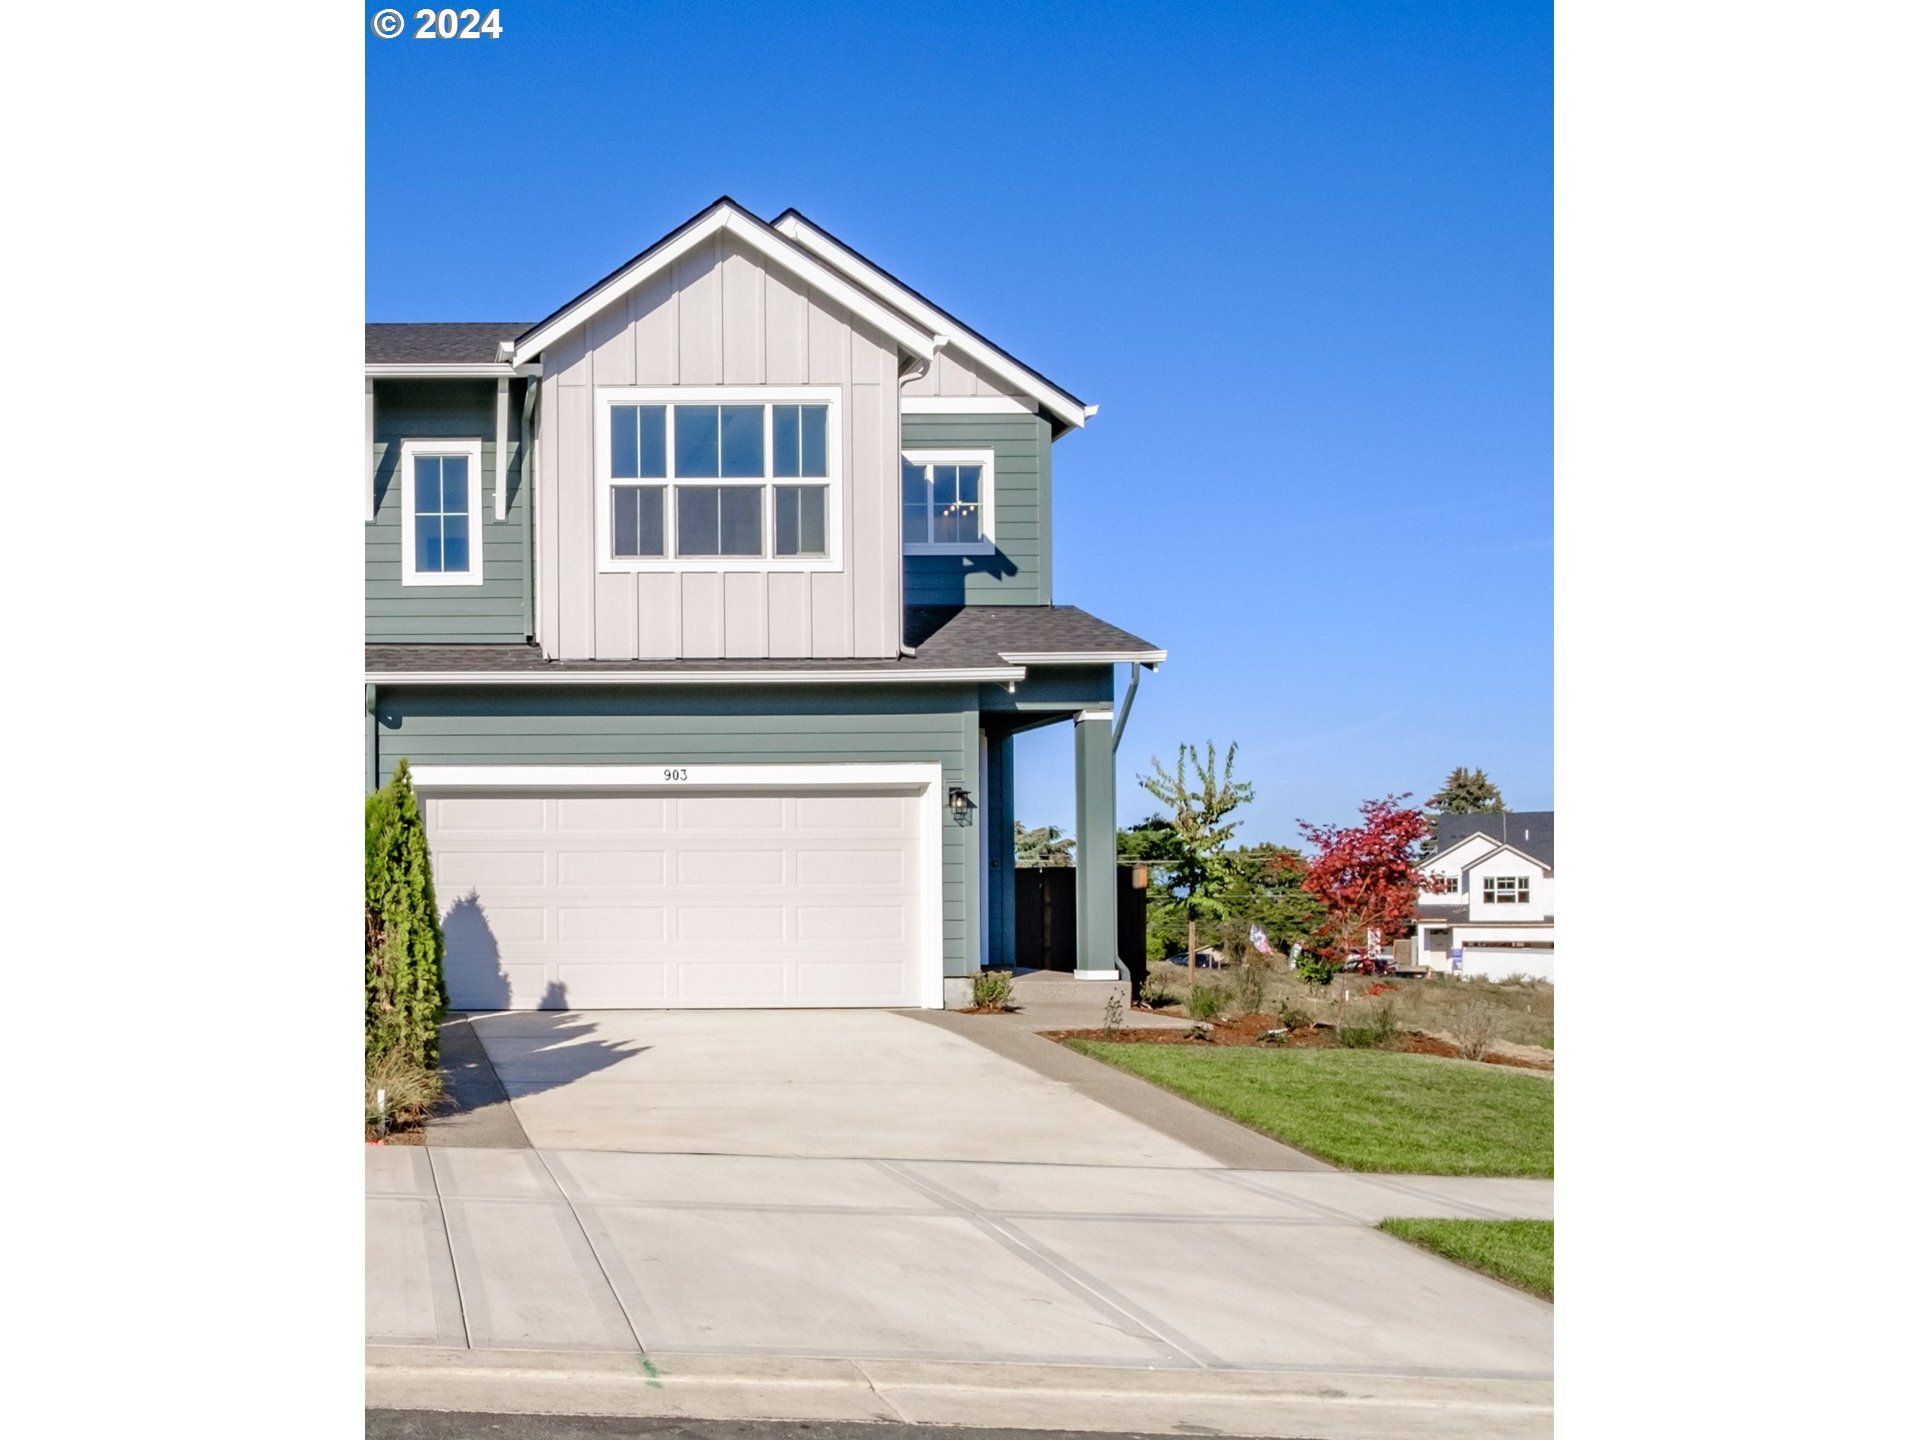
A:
[{"left": 1050, "top": 1009, "right": 1553, "bottom": 1070}]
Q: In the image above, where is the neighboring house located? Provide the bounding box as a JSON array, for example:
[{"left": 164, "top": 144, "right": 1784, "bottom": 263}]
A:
[
  {"left": 366, "top": 198, "right": 1164, "bottom": 1011},
  {"left": 1413, "top": 811, "right": 1555, "bottom": 982}
]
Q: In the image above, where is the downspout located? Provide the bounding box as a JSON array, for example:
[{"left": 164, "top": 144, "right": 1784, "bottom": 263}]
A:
[
  {"left": 365, "top": 684, "right": 378, "bottom": 792},
  {"left": 1112, "top": 662, "right": 1144, "bottom": 748},
  {"left": 520, "top": 377, "right": 538, "bottom": 644}
]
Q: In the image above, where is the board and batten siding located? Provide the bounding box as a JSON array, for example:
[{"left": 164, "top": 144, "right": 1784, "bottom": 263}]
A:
[
  {"left": 367, "top": 380, "right": 528, "bottom": 643},
  {"left": 536, "top": 233, "right": 904, "bottom": 661},
  {"left": 900, "top": 345, "right": 1021, "bottom": 400},
  {"left": 373, "top": 686, "right": 983, "bottom": 978},
  {"left": 902, "top": 412, "right": 1052, "bottom": 607}
]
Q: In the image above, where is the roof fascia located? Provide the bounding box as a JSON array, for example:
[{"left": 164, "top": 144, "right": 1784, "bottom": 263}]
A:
[
  {"left": 511, "top": 202, "right": 936, "bottom": 367},
  {"left": 772, "top": 211, "right": 1090, "bottom": 431},
  {"left": 1460, "top": 841, "right": 1553, "bottom": 876},
  {"left": 365, "top": 665, "right": 1025, "bottom": 686},
  {"left": 365, "top": 362, "right": 539, "bottom": 379}
]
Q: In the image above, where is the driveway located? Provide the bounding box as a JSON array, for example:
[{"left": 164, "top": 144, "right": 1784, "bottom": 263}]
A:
[
  {"left": 370, "top": 1009, "right": 1553, "bottom": 1436},
  {"left": 456, "top": 1009, "right": 1217, "bottom": 1164}
]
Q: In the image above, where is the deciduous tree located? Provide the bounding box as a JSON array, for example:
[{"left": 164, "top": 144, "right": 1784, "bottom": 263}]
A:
[
  {"left": 1288, "top": 793, "right": 1442, "bottom": 976},
  {"left": 1138, "top": 742, "right": 1254, "bottom": 980}
]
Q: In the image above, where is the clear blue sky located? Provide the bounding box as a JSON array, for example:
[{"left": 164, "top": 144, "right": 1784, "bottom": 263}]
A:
[{"left": 368, "top": 0, "right": 1552, "bottom": 849}]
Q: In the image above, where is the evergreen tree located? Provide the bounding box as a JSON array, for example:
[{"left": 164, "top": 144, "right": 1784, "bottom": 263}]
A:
[
  {"left": 1427, "top": 767, "right": 1506, "bottom": 815},
  {"left": 366, "top": 759, "right": 448, "bottom": 1066},
  {"left": 1013, "top": 821, "right": 1077, "bottom": 867}
]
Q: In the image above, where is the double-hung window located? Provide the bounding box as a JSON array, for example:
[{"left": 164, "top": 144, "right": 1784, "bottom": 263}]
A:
[
  {"left": 597, "top": 388, "right": 840, "bottom": 570},
  {"left": 1482, "top": 876, "right": 1530, "bottom": 905},
  {"left": 901, "top": 449, "right": 995, "bottom": 555},
  {"left": 400, "top": 438, "right": 484, "bottom": 586}
]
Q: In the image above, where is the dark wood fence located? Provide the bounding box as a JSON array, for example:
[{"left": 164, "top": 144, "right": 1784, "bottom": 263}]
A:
[{"left": 1014, "top": 864, "right": 1150, "bottom": 996}]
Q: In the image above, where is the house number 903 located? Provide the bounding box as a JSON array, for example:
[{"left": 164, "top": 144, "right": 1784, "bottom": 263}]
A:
[{"left": 661, "top": 768, "right": 690, "bottom": 782}]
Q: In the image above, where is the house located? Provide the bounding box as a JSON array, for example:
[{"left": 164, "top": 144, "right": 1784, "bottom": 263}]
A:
[
  {"left": 1412, "top": 811, "right": 1555, "bottom": 982},
  {"left": 365, "top": 198, "right": 1164, "bottom": 1011}
]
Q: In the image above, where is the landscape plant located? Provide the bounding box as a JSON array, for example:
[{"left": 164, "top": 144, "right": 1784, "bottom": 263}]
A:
[
  {"left": 1185, "top": 983, "right": 1224, "bottom": 1020},
  {"left": 366, "top": 758, "right": 448, "bottom": 1070},
  {"left": 1138, "top": 741, "right": 1254, "bottom": 981},
  {"left": 970, "top": 969, "right": 1015, "bottom": 1011},
  {"left": 1287, "top": 793, "right": 1442, "bottom": 973}
]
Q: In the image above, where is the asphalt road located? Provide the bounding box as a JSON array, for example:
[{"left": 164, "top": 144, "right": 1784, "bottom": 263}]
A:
[{"left": 367, "top": 1415, "right": 1319, "bottom": 1440}]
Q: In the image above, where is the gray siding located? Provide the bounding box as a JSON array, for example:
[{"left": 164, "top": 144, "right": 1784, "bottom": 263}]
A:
[
  {"left": 368, "top": 380, "right": 528, "bottom": 643},
  {"left": 902, "top": 413, "right": 1052, "bottom": 607},
  {"left": 537, "top": 232, "right": 903, "bottom": 662},
  {"left": 900, "top": 347, "right": 1020, "bottom": 399},
  {"left": 373, "top": 686, "right": 982, "bottom": 977}
]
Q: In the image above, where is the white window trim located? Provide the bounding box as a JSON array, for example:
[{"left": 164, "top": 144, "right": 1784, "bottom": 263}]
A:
[
  {"left": 1482, "top": 876, "right": 1531, "bottom": 904},
  {"left": 595, "top": 386, "right": 844, "bottom": 574},
  {"left": 400, "top": 437, "right": 485, "bottom": 587},
  {"left": 901, "top": 447, "right": 996, "bottom": 557}
]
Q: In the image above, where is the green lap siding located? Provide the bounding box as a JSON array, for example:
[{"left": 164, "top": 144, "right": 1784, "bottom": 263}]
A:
[
  {"left": 902, "top": 413, "right": 1051, "bottom": 607},
  {"left": 372, "top": 685, "right": 983, "bottom": 978},
  {"left": 368, "top": 379, "right": 530, "bottom": 643}
]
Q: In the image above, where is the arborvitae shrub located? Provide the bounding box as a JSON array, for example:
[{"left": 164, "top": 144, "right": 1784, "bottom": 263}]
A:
[{"left": 365, "top": 759, "right": 447, "bottom": 1066}]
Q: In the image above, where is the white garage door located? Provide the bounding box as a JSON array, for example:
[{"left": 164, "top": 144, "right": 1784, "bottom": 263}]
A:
[{"left": 417, "top": 780, "right": 932, "bottom": 1010}]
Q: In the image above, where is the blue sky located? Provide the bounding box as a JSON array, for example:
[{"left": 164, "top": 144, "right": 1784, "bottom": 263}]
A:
[{"left": 368, "top": 0, "right": 1552, "bottom": 848}]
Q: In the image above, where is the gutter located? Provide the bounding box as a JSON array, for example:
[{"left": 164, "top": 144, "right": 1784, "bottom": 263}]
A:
[{"left": 363, "top": 666, "right": 1028, "bottom": 687}]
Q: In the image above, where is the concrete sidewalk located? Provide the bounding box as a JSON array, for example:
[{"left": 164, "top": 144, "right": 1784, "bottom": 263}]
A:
[{"left": 369, "top": 1146, "right": 1552, "bottom": 1435}]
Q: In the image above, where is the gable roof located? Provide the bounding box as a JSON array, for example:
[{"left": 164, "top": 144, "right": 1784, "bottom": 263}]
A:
[
  {"left": 772, "top": 208, "right": 1091, "bottom": 434},
  {"left": 509, "top": 197, "right": 937, "bottom": 369},
  {"left": 1431, "top": 810, "right": 1554, "bottom": 869},
  {"left": 1459, "top": 841, "right": 1553, "bottom": 878}
]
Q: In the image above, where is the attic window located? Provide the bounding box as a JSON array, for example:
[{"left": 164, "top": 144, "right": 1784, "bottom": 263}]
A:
[{"left": 902, "top": 449, "right": 995, "bottom": 556}]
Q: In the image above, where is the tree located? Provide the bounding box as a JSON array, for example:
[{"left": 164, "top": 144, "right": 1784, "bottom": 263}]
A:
[
  {"left": 1421, "top": 768, "right": 1506, "bottom": 856},
  {"left": 1014, "top": 821, "right": 1076, "bottom": 867},
  {"left": 1138, "top": 742, "right": 1255, "bottom": 981},
  {"left": 1289, "top": 793, "right": 1441, "bottom": 977},
  {"left": 366, "top": 759, "right": 449, "bottom": 1066}
]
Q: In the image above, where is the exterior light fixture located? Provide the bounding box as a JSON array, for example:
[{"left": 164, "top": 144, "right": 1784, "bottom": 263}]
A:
[{"left": 947, "top": 786, "right": 976, "bottom": 822}]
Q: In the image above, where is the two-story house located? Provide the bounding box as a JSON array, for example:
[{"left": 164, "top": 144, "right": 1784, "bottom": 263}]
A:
[
  {"left": 1412, "top": 811, "right": 1555, "bottom": 982},
  {"left": 365, "top": 198, "right": 1163, "bottom": 1011}
]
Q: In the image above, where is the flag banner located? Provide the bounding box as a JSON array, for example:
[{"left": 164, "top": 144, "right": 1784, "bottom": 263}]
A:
[{"left": 1249, "top": 923, "right": 1274, "bottom": 956}]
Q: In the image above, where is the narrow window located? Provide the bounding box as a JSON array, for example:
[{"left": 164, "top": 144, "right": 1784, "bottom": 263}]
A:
[{"left": 402, "top": 440, "right": 484, "bottom": 586}]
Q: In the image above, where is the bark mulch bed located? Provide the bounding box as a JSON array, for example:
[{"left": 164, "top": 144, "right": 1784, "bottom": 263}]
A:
[{"left": 1050, "top": 1011, "right": 1553, "bottom": 1071}]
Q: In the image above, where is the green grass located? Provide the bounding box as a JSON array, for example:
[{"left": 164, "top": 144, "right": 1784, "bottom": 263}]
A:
[
  {"left": 1381, "top": 1219, "right": 1554, "bottom": 1299},
  {"left": 1063, "top": 1044, "right": 1554, "bottom": 1175}
]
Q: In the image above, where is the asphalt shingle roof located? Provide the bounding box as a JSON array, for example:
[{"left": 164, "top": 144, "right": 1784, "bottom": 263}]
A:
[
  {"left": 366, "top": 606, "right": 1159, "bottom": 676},
  {"left": 366, "top": 323, "right": 531, "bottom": 365},
  {"left": 1431, "top": 810, "right": 1554, "bottom": 869}
]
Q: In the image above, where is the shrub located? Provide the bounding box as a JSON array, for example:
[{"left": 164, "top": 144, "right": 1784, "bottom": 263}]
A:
[
  {"left": 1294, "top": 953, "right": 1338, "bottom": 986},
  {"left": 1456, "top": 1000, "right": 1501, "bottom": 1062},
  {"left": 366, "top": 759, "right": 448, "bottom": 1069},
  {"left": 1276, "top": 998, "right": 1315, "bottom": 1031},
  {"left": 1232, "top": 955, "right": 1272, "bottom": 1015},
  {"left": 1337, "top": 1000, "right": 1401, "bottom": 1049},
  {"left": 1139, "top": 970, "right": 1177, "bottom": 1009},
  {"left": 1186, "top": 984, "right": 1224, "bottom": 1020},
  {"left": 971, "top": 968, "right": 1015, "bottom": 1011},
  {"left": 366, "top": 1045, "right": 442, "bottom": 1131}
]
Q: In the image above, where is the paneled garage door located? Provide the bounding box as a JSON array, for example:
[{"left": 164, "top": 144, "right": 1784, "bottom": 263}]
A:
[{"left": 417, "top": 781, "right": 931, "bottom": 1010}]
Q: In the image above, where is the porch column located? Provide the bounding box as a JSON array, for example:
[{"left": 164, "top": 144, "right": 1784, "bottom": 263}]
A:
[
  {"left": 985, "top": 729, "right": 1016, "bottom": 967},
  {"left": 1073, "top": 708, "right": 1119, "bottom": 978}
]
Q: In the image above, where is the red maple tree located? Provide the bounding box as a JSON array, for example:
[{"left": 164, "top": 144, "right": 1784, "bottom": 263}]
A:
[{"left": 1285, "top": 793, "right": 1444, "bottom": 964}]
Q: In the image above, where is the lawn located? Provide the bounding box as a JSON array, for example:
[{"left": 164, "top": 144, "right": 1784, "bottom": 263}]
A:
[
  {"left": 1062, "top": 1044, "right": 1554, "bottom": 1175},
  {"left": 1381, "top": 1218, "right": 1554, "bottom": 1299}
]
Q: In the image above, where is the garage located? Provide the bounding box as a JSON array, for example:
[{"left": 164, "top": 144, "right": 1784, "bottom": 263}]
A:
[{"left": 410, "top": 764, "right": 942, "bottom": 1010}]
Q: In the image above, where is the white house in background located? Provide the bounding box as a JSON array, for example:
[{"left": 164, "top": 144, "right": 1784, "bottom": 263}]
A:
[{"left": 1413, "top": 811, "right": 1554, "bottom": 982}]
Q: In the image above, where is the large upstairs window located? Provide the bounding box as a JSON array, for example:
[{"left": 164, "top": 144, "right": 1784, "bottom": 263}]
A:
[
  {"left": 597, "top": 388, "right": 840, "bottom": 571},
  {"left": 901, "top": 449, "right": 995, "bottom": 556}
]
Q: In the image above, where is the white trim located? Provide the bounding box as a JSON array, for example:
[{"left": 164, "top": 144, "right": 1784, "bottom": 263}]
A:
[
  {"left": 408, "top": 761, "right": 947, "bottom": 1010},
  {"left": 596, "top": 386, "right": 845, "bottom": 574},
  {"left": 1073, "top": 969, "right": 1123, "bottom": 981},
  {"left": 493, "top": 380, "right": 509, "bottom": 522},
  {"left": 773, "top": 212, "right": 1091, "bottom": 430},
  {"left": 364, "top": 666, "right": 1027, "bottom": 686},
  {"left": 1001, "top": 650, "right": 1168, "bottom": 665},
  {"left": 901, "top": 448, "right": 996, "bottom": 556},
  {"left": 399, "top": 438, "right": 486, "bottom": 587},
  {"left": 365, "top": 380, "right": 376, "bottom": 524},
  {"left": 1074, "top": 708, "right": 1115, "bottom": 724},
  {"left": 364, "top": 363, "right": 529, "bottom": 379},
  {"left": 512, "top": 206, "right": 936, "bottom": 368},
  {"left": 901, "top": 397, "right": 1039, "bottom": 416}
]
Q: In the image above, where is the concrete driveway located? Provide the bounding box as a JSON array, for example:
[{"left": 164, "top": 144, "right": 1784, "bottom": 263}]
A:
[
  {"left": 369, "top": 1008, "right": 1554, "bottom": 1436},
  {"left": 458, "top": 1009, "right": 1218, "bottom": 1164}
]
